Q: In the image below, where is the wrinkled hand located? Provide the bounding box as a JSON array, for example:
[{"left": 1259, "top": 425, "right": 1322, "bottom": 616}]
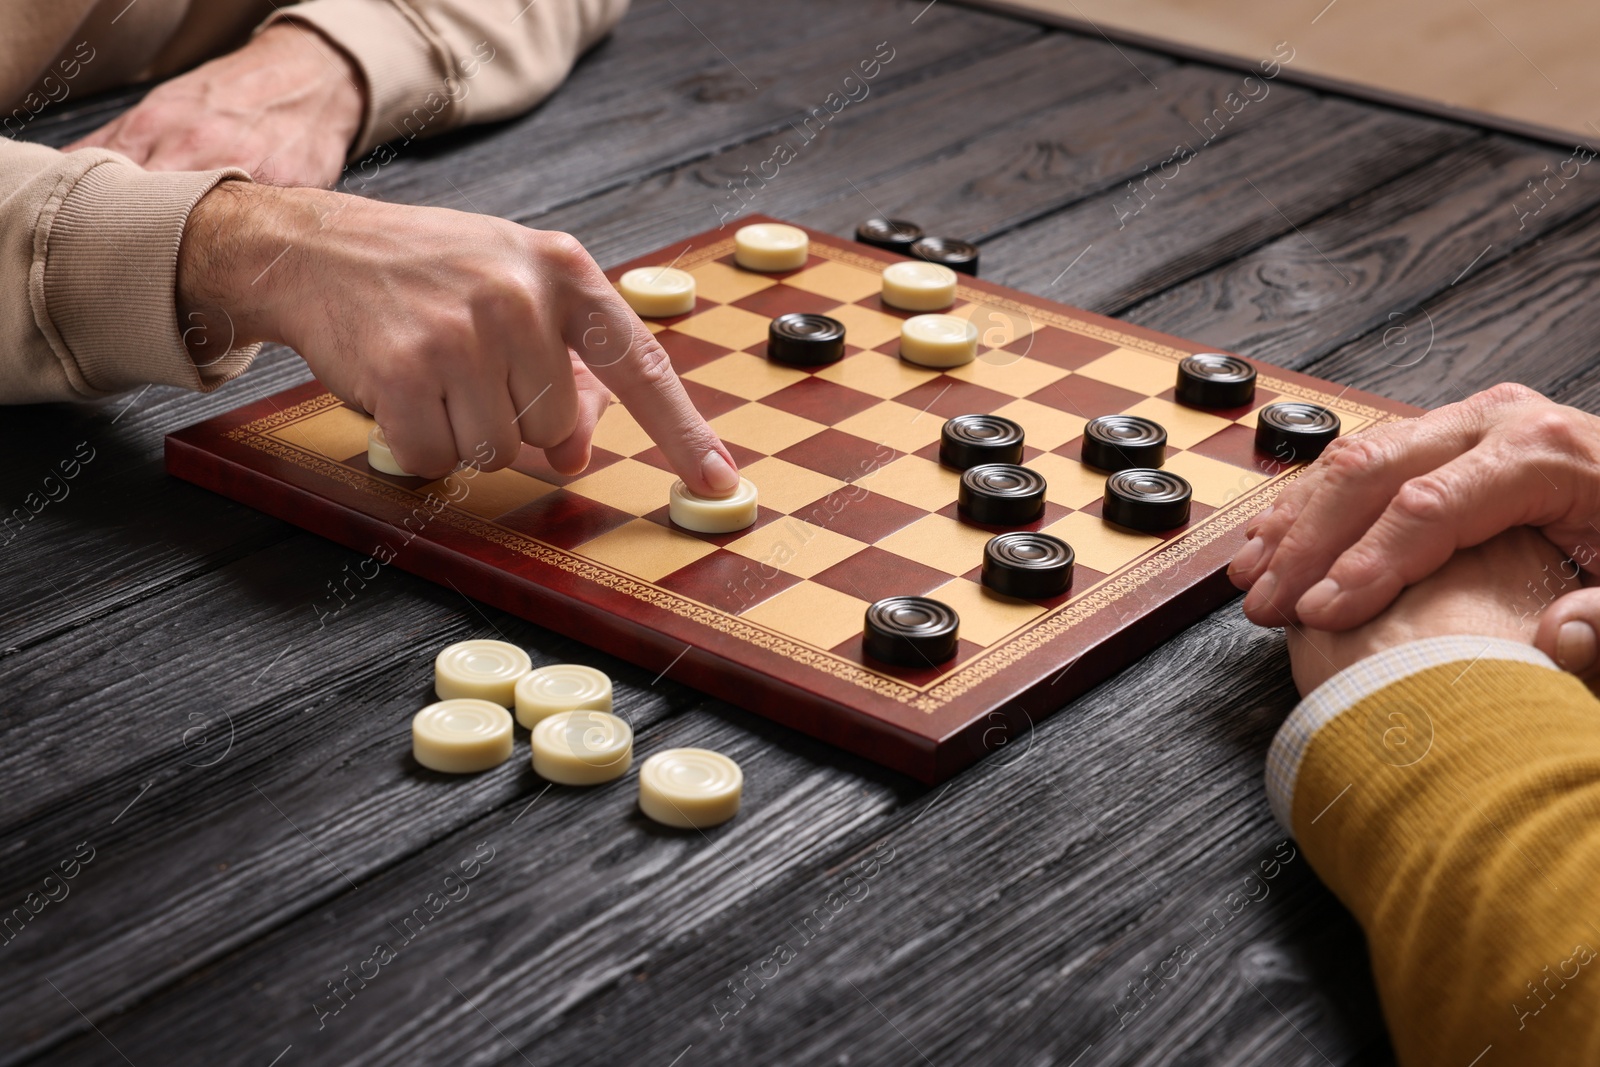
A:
[
  {"left": 177, "top": 182, "right": 741, "bottom": 494},
  {"left": 67, "top": 23, "right": 364, "bottom": 187},
  {"left": 1231, "top": 384, "right": 1600, "bottom": 638},
  {"left": 1286, "top": 526, "right": 1578, "bottom": 696}
]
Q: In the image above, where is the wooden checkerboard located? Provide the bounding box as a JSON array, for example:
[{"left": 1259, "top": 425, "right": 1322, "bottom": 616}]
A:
[{"left": 165, "top": 217, "right": 1420, "bottom": 782}]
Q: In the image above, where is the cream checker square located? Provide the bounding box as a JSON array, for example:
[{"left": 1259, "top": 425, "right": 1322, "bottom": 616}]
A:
[
  {"left": 1163, "top": 451, "right": 1268, "bottom": 508},
  {"left": 565, "top": 458, "right": 680, "bottom": 516},
  {"left": 858, "top": 455, "right": 962, "bottom": 511},
  {"left": 576, "top": 519, "right": 717, "bottom": 581},
  {"left": 816, "top": 351, "right": 937, "bottom": 399},
  {"left": 827, "top": 303, "right": 908, "bottom": 351},
  {"left": 991, "top": 398, "right": 1087, "bottom": 451},
  {"left": 877, "top": 513, "right": 996, "bottom": 576},
  {"left": 944, "top": 353, "right": 1068, "bottom": 396},
  {"left": 1025, "top": 452, "right": 1106, "bottom": 509},
  {"left": 274, "top": 406, "right": 372, "bottom": 460},
  {"left": 710, "top": 405, "right": 826, "bottom": 454},
  {"left": 742, "top": 580, "right": 870, "bottom": 650},
  {"left": 1042, "top": 511, "right": 1161, "bottom": 574},
  {"left": 1121, "top": 397, "right": 1233, "bottom": 449},
  {"left": 785, "top": 261, "right": 883, "bottom": 303},
  {"left": 425, "top": 468, "right": 555, "bottom": 519},
  {"left": 725, "top": 517, "right": 869, "bottom": 579},
  {"left": 670, "top": 304, "right": 772, "bottom": 351},
  {"left": 590, "top": 402, "right": 654, "bottom": 456},
  {"left": 683, "top": 351, "right": 808, "bottom": 400},
  {"left": 834, "top": 401, "right": 945, "bottom": 454},
  {"left": 688, "top": 260, "right": 775, "bottom": 304},
  {"left": 927, "top": 577, "right": 1047, "bottom": 646},
  {"left": 736, "top": 457, "right": 845, "bottom": 512},
  {"left": 1074, "top": 348, "right": 1176, "bottom": 395}
]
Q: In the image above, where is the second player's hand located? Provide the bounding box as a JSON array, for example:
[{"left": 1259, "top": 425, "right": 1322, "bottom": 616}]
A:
[
  {"left": 1286, "top": 526, "right": 1577, "bottom": 696},
  {"left": 1230, "top": 384, "right": 1600, "bottom": 631},
  {"left": 176, "top": 182, "right": 742, "bottom": 495},
  {"left": 66, "top": 23, "right": 364, "bottom": 188}
]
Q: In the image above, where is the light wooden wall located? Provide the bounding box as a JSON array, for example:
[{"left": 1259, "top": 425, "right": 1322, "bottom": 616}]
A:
[{"left": 964, "top": 0, "right": 1598, "bottom": 146}]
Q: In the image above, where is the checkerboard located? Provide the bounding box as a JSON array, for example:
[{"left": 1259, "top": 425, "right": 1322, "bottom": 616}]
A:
[{"left": 166, "top": 217, "right": 1420, "bottom": 782}]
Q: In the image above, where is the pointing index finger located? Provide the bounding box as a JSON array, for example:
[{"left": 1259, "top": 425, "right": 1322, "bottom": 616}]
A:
[{"left": 565, "top": 280, "right": 740, "bottom": 498}]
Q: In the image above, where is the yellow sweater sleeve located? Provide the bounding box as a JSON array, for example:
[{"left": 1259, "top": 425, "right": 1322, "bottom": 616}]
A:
[{"left": 1285, "top": 645, "right": 1600, "bottom": 1065}]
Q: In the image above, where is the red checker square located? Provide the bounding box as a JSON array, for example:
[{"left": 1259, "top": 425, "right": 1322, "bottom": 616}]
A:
[
  {"left": 495, "top": 489, "right": 636, "bottom": 549},
  {"left": 959, "top": 562, "right": 1111, "bottom": 608},
  {"left": 657, "top": 330, "right": 735, "bottom": 374},
  {"left": 512, "top": 443, "right": 624, "bottom": 488},
  {"left": 714, "top": 251, "right": 823, "bottom": 279},
  {"left": 829, "top": 633, "right": 983, "bottom": 681},
  {"left": 810, "top": 546, "right": 952, "bottom": 603},
  {"left": 936, "top": 499, "right": 1071, "bottom": 533},
  {"left": 1060, "top": 563, "right": 1110, "bottom": 598},
  {"left": 731, "top": 283, "right": 846, "bottom": 319},
  {"left": 1010, "top": 326, "right": 1118, "bottom": 370},
  {"left": 1153, "top": 384, "right": 1281, "bottom": 422},
  {"left": 642, "top": 503, "right": 783, "bottom": 546},
  {"left": 793, "top": 488, "right": 924, "bottom": 543},
  {"left": 853, "top": 293, "right": 920, "bottom": 320},
  {"left": 776, "top": 428, "right": 902, "bottom": 482},
  {"left": 1027, "top": 376, "right": 1148, "bottom": 420},
  {"left": 656, "top": 549, "right": 801, "bottom": 614},
  {"left": 892, "top": 376, "right": 1014, "bottom": 420},
  {"left": 760, "top": 377, "right": 882, "bottom": 425},
  {"left": 1185, "top": 424, "right": 1271, "bottom": 470},
  {"left": 633, "top": 439, "right": 766, "bottom": 476},
  {"left": 680, "top": 380, "right": 748, "bottom": 421}
]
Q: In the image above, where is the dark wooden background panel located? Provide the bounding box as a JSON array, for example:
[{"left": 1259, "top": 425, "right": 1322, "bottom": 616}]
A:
[{"left": 9, "top": 0, "right": 1589, "bottom": 1062}]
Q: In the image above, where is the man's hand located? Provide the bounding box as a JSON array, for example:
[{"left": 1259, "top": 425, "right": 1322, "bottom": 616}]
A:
[
  {"left": 1230, "top": 384, "right": 1600, "bottom": 633},
  {"left": 67, "top": 23, "right": 364, "bottom": 188},
  {"left": 176, "top": 182, "right": 742, "bottom": 495},
  {"left": 1286, "top": 526, "right": 1578, "bottom": 696}
]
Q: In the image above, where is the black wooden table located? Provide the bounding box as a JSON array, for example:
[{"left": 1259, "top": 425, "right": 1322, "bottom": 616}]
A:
[{"left": 8, "top": 2, "right": 1598, "bottom": 1063}]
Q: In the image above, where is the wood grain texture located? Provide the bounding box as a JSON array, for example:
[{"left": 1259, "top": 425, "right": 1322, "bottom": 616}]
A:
[
  {"left": 36, "top": 613, "right": 1388, "bottom": 1067},
  {"left": 1120, "top": 136, "right": 1600, "bottom": 377},
  {"left": 11, "top": 0, "right": 1596, "bottom": 1062}
]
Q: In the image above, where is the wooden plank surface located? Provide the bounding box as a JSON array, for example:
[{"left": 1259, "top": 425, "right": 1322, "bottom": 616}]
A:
[{"left": 6, "top": 0, "right": 1596, "bottom": 1062}]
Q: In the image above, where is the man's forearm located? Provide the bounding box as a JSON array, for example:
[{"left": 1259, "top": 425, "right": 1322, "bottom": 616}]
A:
[{"left": 178, "top": 182, "right": 308, "bottom": 358}]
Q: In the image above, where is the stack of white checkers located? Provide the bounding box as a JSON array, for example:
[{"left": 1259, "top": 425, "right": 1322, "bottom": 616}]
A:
[{"left": 412, "top": 639, "right": 743, "bottom": 829}]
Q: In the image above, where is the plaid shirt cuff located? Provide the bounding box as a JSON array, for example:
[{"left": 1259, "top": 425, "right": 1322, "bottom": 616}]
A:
[{"left": 1265, "top": 635, "right": 1559, "bottom": 833}]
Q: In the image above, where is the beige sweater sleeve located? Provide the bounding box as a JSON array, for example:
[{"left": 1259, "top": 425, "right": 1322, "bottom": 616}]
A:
[
  {"left": 0, "top": 140, "right": 256, "bottom": 402},
  {"left": 1, "top": 0, "right": 623, "bottom": 405},
  {"left": 269, "top": 0, "right": 630, "bottom": 156}
]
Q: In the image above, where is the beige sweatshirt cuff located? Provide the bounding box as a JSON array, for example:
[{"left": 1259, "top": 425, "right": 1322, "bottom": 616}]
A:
[
  {"left": 35, "top": 161, "right": 260, "bottom": 397},
  {"left": 265, "top": 0, "right": 453, "bottom": 157}
]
